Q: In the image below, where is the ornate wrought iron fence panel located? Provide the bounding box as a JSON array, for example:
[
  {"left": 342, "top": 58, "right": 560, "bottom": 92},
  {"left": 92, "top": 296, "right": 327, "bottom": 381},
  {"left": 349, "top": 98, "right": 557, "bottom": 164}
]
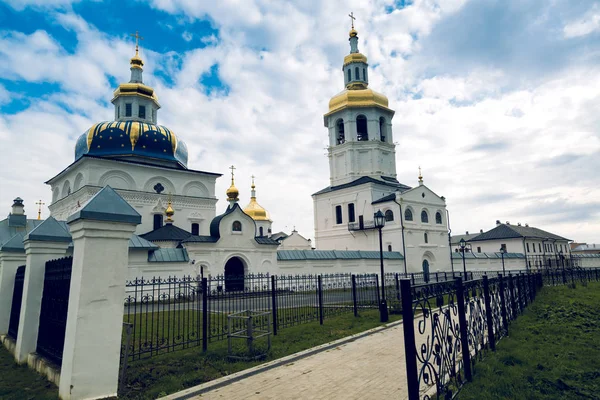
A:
[
  {"left": 411, "top": 279, "right": 464, "bottom": 400},
  {"left": 354, "top": 273, "right": 379, "bottom": 309},
  {"left": 7, "top": 265, "right": 26, "bottom": 340},
  {"left": 463, "top": 279, "right": 489, "bottom": 363},
  {"left": 36, "top": 256, "right": 73, "bottom": 366},
  {"left": 487, "top": 277, "right": 505, "bottom": 341}
]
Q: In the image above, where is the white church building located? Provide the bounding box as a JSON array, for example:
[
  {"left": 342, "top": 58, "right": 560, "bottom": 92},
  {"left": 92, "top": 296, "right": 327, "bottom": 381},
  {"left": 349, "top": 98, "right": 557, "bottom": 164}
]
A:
[{"left": 312, "top": 25, "right": 451, "bottom": 275}]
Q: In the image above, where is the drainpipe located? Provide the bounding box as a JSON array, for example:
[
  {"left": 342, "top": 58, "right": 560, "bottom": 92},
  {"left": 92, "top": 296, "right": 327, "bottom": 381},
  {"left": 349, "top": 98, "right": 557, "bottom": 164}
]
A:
[
  {"left": 393, "top": 196, "right": 408, "bottom": 275},
  {"left": 446, "top": 209, "right": 453, "bottom": 275},
  {"left": 522, "top": 236, "right": 529, "bottom": 271}
]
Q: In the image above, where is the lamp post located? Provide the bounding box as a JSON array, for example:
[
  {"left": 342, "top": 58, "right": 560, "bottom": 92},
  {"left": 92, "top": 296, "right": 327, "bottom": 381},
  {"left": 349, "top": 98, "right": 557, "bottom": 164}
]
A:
[
  {"left": 459, "top": 238, "right": 471, "bottom": 280},
  {"left": 374, "top": 210, "right": 388, "bottom": 323},
  {"left": 500, "top": 246, "right": 506, "bottom": 275}
]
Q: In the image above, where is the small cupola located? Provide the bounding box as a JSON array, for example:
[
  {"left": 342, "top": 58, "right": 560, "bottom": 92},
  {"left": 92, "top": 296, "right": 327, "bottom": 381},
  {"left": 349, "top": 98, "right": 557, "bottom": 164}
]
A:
[
  {"left": 226, "top": 165, "right": 240, "bottom": 205},
  {"left": 11, "top": 197, "right": 24, "bottom": 215}
]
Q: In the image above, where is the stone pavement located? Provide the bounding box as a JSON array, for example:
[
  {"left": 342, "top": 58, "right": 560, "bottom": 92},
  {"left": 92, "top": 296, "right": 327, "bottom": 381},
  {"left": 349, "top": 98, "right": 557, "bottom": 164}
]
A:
[{"left": 162, "top": 321, "right": 410, "bottom": 400}]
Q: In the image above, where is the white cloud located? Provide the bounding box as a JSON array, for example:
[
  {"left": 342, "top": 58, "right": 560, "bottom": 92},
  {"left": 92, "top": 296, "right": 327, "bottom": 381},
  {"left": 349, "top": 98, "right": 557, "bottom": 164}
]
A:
[
  {"left": 0, "top": 84, "right": 10, "bottom": 105},
  {"left": 563, "top": 4, "right": 600, "bottom": 38}
]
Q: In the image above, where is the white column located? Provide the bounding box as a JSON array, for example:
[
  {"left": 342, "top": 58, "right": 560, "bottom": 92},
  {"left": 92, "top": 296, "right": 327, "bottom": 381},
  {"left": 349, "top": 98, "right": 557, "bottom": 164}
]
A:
[
  {"left": 14, "top": 240, "right": 69, "bottom": 363},
  {"left": 0, "top": 252, "right": 27, "bottom": 335},
  {"left": 59, "top": 219, "right": 138, "bottom": 400}
]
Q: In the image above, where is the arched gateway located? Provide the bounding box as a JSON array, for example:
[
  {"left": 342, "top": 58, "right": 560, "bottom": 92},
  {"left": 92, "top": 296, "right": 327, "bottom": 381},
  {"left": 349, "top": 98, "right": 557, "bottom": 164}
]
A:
[{"left": 224, "top": 257, "right": 245, "bottom": 292}]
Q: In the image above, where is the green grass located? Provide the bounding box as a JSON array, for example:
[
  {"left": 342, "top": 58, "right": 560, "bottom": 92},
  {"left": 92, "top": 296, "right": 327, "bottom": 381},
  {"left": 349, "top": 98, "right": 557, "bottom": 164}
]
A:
[
  {"left": 0, "top": 344, "right": 58, "bottom": 400},
  {"left": 120, "top": 309, "right": 401, "bottom": 399},
  {"left": 459, "top": 282, "right": 600, "bottom": 400}
]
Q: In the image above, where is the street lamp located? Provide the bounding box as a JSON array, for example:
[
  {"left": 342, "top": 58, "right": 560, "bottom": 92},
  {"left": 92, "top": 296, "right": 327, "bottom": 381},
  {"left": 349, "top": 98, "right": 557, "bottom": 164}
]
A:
[
  {"left": 374, "top": 210, "right": 388, "bottom": 322},
  {"left": 459, "top": 238, "right": 471, "bottom": 280},
  {"left": 500, "top": 246, "right": 506, "bottom": 275}
]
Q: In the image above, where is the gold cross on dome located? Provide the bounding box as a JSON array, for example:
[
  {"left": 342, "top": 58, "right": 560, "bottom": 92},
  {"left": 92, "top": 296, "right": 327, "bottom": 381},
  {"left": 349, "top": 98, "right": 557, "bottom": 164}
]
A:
[
  {"left": 229, "top": 165, "right": 236, "bottom": 182},
  {"left": 130, "top": 30, "right": 144, "bottom": 55},
  {"left": 251, "top": 175, "right": 255, "bottom": 184},
  {"left": 35, "top": 199, "right": 45, "bottom": 220},
  {"left": 348, "top": 12, "right": 356, "bottom": 29}
]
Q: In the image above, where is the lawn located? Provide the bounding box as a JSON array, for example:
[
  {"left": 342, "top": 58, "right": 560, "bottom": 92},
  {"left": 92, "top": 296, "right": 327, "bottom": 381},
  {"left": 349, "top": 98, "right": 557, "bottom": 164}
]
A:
[
  {"left": 459, "top": 281, "right": 600, "bottom": 400},
  {"left": 120, "top": 309, "right": 401, "bottom": 399},
  {"left": 0, "top": 343, "right": 58, "bottom": 400}
]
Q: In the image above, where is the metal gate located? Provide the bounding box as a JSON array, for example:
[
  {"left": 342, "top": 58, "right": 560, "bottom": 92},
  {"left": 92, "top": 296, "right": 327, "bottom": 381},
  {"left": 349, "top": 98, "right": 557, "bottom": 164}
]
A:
[
  {"left": 7, "top": 265, "right": 26, "bottom": 340},
  {"left": 36, "top": 256, "right": 73, "bottom": 366}
]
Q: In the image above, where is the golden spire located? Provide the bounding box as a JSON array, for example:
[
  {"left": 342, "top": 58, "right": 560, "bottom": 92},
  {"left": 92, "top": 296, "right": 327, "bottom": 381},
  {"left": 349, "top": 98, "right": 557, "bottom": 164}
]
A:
[
  {"left": 244, "top": 175, "right": 270, "bottom": 221},
  {"left": 226, "top": 165, "right": 239, "bottom": 202},
  {"left": 418, "top": 166, "right": 423, "bottom": 185},
  {"left": 129, "top": 30, "right": 144, "bottom": 69},
  {"left": 35, "top": 200, "right": 45, "bottom": 220},
  {"left": 165, "top": 193, "right": 174, "bottom": 223},
  {"left": 348, "top": 12, "right": 357, "bottom": 37}
]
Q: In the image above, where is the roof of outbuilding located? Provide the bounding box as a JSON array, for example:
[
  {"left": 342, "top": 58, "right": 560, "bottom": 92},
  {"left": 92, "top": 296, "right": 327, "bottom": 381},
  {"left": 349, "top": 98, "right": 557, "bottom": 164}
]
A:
[
  {"left": 148, "top": 248, "right": 189, "bottom": 262},
  {"left": 255, "top": 237, "right": 280, "bottom": 245},
  {"left": 313, "top": 176, "right": 411, "bottom": 196},
  {"left": 451, "top": 233, "right": 482, "bottom": 244},
  {"left": 451, "top": 252, "right": 525, "bottom": 259},
  {"left": 129, "top": 235, "right": 159, "bottom": 249},
  {"left": 372, "top": 193, "right": 396, "bottom": 205},
  {"left": 140, "top": 223, "right": 192, "bottom": 242},
  {"left": 469, "top": 224, "right": 569, "bottom": 242},
  {"left": 277, "top": 250, "right": 404, "bottom": 261},
  {"left": 181, "top": 235, "right": 219, "bottom": 243}
]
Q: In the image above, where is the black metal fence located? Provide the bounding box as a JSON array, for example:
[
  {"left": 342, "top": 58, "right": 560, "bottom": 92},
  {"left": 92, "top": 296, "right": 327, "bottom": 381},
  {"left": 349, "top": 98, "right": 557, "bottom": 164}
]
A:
[
  {"left": 401, "top": 267, "right": 600, "bottom": 400},
  {"left": 7, "top": 265, "right": 25, "bottom": 340},
  {"left": 122, "top": 272, "right": 383, "bottom": 361},
  {"left": 36, "top": 256, "right": 73, "bottom": 366}
]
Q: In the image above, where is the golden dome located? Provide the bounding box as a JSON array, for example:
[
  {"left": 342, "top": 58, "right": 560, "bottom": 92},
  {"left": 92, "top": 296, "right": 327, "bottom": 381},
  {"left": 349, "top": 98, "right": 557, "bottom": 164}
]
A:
[
  {"left": 226, "top": 165, "right": 239, "bottom": 202},
  {"left": 343, "top": 52, "right": 367, "bottom": 66},
  {"left": 244, "top": 198, "right": 270, "bottom": 221},
  {"left": 112, "top": 82, "right": 159, "bottom": 104},
  {"left": 165, "top": 201, "right": 174, "bottom": 223},
  {"left": 349, "top": 28, "right": 358, "bottom": 38},
  {"left": 326, "top": 88, "right": 392, "bottom": 116},
  {"left": 130, "top": 53, "right": 144, "bottom": 69}
]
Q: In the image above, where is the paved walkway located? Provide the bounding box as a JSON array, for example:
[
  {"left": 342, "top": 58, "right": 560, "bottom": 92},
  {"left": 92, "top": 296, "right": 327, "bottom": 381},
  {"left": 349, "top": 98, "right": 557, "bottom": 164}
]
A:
[{"left": 163, "top": 321, "right": 410, "bottom": 400}]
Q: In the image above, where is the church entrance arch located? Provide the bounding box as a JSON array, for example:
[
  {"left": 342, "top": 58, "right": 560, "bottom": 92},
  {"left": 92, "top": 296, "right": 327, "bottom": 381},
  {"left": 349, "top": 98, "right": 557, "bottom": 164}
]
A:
[
  {"left": 422, "top": 260, "right": 430, "bottom": 283},
  {"left": 224, "top": 257, "right": 245, "bottom": 292}
]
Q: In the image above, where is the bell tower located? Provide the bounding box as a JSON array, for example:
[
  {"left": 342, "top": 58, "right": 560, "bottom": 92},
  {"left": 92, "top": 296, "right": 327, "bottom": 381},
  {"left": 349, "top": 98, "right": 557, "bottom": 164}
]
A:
[{"left": 323, "top": 18, "right": 397, "bottom": 186}]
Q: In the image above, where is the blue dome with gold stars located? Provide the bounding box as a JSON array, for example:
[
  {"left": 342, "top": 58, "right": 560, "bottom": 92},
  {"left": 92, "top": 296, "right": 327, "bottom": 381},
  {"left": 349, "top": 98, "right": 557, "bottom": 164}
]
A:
[{"left": 74, "top": 121, "right": 188, "bottom": 168}]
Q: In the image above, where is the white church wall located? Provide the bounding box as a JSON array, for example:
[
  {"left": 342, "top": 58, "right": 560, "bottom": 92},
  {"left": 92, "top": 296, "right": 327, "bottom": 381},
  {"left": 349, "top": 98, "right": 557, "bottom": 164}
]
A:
[
  {"left": 279, "top": 231, "right": 312, "bottom": 250},
  {"left": 469, "top": 238, "right": 524, "bottom": 254},
  {"left": 276, "top": 257, "right": 405, "bottom": 275},
  {"left": 47, "top": 158, "right": 218, "bottom": 235}
]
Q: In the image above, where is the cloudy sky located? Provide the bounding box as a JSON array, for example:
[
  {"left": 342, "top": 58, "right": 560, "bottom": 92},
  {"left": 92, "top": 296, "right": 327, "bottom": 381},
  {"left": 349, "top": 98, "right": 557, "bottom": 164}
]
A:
[{"left": 1, "top": 0, "right": 599, "bottom": 244}]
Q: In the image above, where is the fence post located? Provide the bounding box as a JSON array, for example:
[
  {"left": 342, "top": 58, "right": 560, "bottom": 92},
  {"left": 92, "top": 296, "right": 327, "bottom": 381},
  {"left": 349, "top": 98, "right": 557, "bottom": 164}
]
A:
[
  {"left": 562, "top": 266, "right": 567, "bottom": 285},
  {"left": 482, "top": 276, "right": 496, "bottom": 351},
  {"left": 395, "top": 273, "right": 400, "bottom": 301},
  {"left": 455, "top": 277, "right": 473, "bottom": 381},
  {"left": 271, "top": 275, "right": 278, "bottom": 336},
  {"left": 400, "top": 279, "right": 419, "bottom": 400},
  {"left": 508, "top": 273, "right": 517, "bottom": 320},
  {"left": 498, "top": 274, "right": 508, "bottom": 335},
  {"left": 411, "top": 273, "right": 415, "bottom": 285},
  {"left": 318, "top": 275, "right": 324, "bottom": 325},
  {"left": 435, "top": 272, "right": 439, "bottom": 282},
  {"left": 202, "top": 277, "right": 208, "bottom": 351},
  {"left": 352, "top": 275, "right": 358, "bottom": 317}
]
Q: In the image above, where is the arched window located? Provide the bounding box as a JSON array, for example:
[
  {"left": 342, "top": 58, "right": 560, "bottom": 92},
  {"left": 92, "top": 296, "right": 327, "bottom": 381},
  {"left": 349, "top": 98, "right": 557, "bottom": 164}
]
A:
[
  {"left": 153, "top": 214, "right": 163, "bottom": 230},
  {"left": 259, "top": 226, "right": 264, "bottom": 236},
  {"left": 191, "top": 223, "right": 199, "bottom": 235},
  {"left": 405, "top": 209, "right": 413, "bottom": 221},
  {"left": 435, "top": 212, "right": 442, "bottom": 224},
  {"left": 379, "top": 117, "right": 386, "bottom": 142},
  {"left": 385, "top": 210, "right": 394, "bottom": 222},
  {"left": 355, "top": 66, "right": 360, "bottom": 80},
  {"left": 347, "top": 69, "right": 351, "bottom": 82},
  {"left": 424, "top": 233, "right": 428, "bottom": 243},
  {"left": 356, "top": 115, "right": 368, "bottom": 141},
  {"left": 232, "top": 221, "right": 242, "bottom": 232},
  {"left": 387, "top": 245, "right": 392, "bottom": 252},
  {"left": 421, "top": 210, "right": 429, "bottom": 223},
  {"left": 336, "top": 119, "right": 345, "bottom": 144}
]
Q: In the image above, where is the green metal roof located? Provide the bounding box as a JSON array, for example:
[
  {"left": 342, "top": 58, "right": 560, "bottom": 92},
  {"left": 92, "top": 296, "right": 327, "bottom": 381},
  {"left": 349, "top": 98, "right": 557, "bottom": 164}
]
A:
[
  {"left": 451, "top": 252, "right": 525, "bottom": 259},
  {"left": 148, "top": 248, "right": 189, "bottom": 263},
  {"left": 277, "top": 250, "right": 404, "bottom": 261}
]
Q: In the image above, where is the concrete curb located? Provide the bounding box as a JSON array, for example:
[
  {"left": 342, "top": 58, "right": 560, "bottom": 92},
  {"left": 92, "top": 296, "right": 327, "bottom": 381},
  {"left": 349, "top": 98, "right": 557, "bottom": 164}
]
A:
[{"left": 159, "top": 318, "right": 404, "bottom": 400}]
